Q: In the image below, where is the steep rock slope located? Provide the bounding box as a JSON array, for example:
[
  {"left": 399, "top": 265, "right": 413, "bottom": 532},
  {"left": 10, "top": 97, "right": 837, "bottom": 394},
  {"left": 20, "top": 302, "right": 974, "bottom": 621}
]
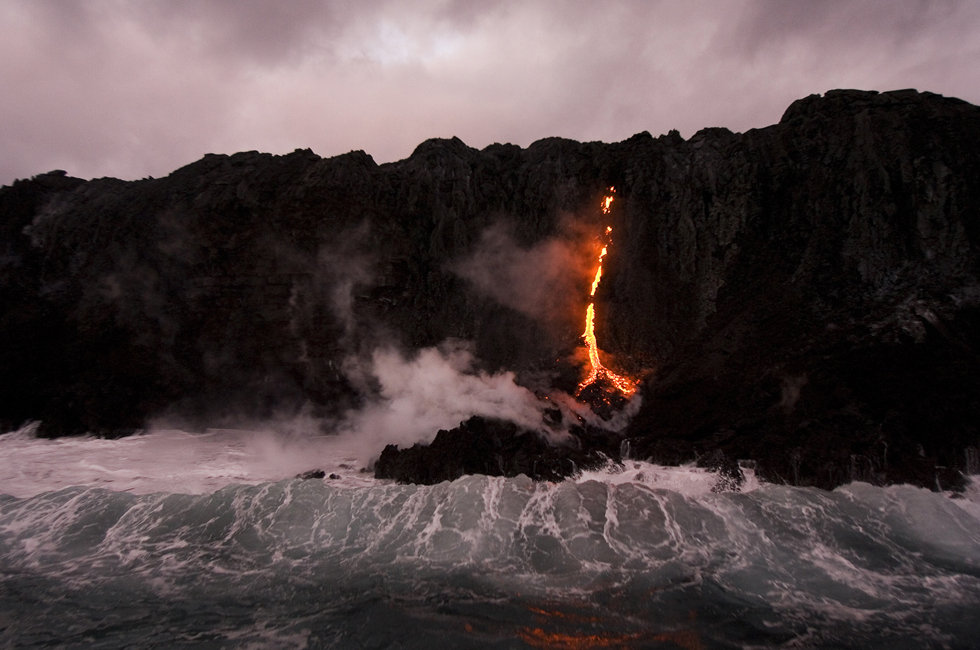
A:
[{"left": 614, "top": 90, "right": 980, "bottom": 489}]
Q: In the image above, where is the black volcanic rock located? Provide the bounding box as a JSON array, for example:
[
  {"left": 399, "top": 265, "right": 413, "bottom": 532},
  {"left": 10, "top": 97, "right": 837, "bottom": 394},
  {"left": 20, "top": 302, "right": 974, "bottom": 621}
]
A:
[
  {"left": 295, "top": 469, "right": 326, "bottom": 480},
  {"left": 374, "top": 416, "right": 617, "bottom": 484},
  {"left": 614, "top": 89, "right": 980, "bottom": 490},
  {"left": 2, "top": 89, "right": 979, "bottom": 490}
]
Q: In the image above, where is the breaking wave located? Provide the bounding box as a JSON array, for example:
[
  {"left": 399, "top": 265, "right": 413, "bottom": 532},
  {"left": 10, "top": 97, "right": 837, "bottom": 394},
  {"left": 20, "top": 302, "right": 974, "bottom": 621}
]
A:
[{"left": 2, "top": 462, "right": 979, "bottom": 648}]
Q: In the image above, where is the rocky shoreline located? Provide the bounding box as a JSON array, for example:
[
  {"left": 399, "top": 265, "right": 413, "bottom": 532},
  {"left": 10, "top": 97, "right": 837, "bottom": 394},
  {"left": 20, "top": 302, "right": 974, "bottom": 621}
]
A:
[{"left": 2, "top": 89, "right": 979, "bottom": 491}]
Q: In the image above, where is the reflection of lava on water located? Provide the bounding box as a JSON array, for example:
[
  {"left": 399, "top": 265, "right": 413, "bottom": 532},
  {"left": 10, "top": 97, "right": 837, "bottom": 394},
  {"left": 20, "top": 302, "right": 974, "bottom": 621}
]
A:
[
  {"left": 517, "top": 601, "right": 703, "bottom": 650},
  {"left": 576, "top": 188, "right": 638, "bottom": 402}
]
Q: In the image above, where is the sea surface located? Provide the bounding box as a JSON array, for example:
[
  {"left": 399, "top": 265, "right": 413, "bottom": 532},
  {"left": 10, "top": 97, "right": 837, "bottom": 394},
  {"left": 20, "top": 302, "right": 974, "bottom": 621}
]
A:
[{"left": 1, "top": 425, "right": 979, "bottom": 648}]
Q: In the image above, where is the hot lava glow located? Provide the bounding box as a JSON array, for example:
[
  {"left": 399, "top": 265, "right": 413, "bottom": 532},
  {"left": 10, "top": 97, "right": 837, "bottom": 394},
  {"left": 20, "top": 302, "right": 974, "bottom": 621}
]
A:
[{"left": 577, "top": 189, "right": 637, "bottom": 397}]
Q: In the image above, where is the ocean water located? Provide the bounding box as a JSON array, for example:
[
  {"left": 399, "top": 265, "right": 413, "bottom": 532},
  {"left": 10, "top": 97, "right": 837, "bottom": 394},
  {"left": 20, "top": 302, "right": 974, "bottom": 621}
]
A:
[{"left": 1, "top": 427, "right": 979, "bottom": 648}]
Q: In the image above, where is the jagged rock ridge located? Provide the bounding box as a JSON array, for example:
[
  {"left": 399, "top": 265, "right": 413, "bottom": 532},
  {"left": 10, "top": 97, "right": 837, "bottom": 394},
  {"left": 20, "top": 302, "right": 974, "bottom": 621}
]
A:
[{"left": 1, "top": 88, "right": 978, "bottom": 490}]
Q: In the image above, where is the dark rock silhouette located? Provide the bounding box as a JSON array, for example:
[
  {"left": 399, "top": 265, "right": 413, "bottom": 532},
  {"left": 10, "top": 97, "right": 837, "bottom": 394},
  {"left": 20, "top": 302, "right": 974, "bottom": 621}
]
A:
[
  {"left": 2, "top": 89, "right": 979, "bottom": 490},
  {"left": 295, "top": 469, "right": 326, "bottom": 480},
  {"left": 375, "top": 416, "right": 616, "bottom": 484}
]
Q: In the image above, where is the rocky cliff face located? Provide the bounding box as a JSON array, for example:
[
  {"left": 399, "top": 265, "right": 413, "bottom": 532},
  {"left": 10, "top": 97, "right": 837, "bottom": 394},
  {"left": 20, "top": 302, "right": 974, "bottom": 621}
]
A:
[
  {"left": 614, "top": 90, "right": 980, "bottom": 489},
  {"left": 2, "top": 89, "right": 978, "bottom": 489}
]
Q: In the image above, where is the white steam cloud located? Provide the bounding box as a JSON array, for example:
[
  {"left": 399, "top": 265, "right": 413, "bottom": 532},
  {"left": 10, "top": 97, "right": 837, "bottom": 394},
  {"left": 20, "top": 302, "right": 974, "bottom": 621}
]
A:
[
  {"left": 335, "top": 340, "right": 551, "bottom": 462},
  {"left": 143, "top": 337, "right": 641, "bottom": 475},
  {"left": 331, "top": 339, "right": 641, "bottom": 466}
]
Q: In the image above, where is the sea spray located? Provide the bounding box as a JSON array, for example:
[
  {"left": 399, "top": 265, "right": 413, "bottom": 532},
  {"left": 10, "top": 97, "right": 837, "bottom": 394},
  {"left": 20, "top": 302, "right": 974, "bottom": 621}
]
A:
[{"left": 2, "top": 432, "right": 979, "bottom": 648}]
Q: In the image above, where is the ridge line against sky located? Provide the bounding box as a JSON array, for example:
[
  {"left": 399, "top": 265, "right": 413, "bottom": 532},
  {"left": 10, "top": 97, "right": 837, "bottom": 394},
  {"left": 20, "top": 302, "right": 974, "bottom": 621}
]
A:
[{"left": 2, "top": 0, "right": 979, "bottom": 186}]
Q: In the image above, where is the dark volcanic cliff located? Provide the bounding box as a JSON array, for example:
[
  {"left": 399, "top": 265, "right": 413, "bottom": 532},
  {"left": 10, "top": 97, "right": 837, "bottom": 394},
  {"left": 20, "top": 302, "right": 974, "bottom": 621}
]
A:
[{"left": 2, "top": 89, "right": 978, "bottom": 489}]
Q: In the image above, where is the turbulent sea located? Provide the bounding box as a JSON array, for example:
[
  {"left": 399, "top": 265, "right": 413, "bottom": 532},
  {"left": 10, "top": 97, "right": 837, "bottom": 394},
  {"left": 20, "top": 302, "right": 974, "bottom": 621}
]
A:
[{"left": 1, "top": 427, "right": 979, "bottom": 649}]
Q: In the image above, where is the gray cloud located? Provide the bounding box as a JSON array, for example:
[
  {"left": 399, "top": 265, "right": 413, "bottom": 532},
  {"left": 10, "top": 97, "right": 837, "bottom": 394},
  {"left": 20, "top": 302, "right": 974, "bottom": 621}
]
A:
[
  {"left": 727, "top": 0, "right": 959, "bottom": 54},
  {"left": 2, "top": 0, "right": 979, "bottom": 185}
]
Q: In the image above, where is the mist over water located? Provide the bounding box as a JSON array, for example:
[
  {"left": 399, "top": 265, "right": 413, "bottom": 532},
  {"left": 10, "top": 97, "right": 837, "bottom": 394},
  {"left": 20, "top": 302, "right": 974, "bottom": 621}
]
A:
[{"left": 0, "top": 425, "right": 370, "bottom": 497}]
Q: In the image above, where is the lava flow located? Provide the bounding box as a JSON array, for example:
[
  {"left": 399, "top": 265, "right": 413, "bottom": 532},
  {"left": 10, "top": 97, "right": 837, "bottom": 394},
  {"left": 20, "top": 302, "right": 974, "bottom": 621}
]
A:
[{"left": 577, "top": 188, "right": 637, "bottom": 397}]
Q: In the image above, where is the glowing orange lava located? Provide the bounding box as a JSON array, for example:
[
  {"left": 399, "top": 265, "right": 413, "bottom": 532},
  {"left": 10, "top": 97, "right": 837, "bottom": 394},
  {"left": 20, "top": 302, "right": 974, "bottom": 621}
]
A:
[{"left": 577, "top": 188, "right": 637, "bottom": 397}]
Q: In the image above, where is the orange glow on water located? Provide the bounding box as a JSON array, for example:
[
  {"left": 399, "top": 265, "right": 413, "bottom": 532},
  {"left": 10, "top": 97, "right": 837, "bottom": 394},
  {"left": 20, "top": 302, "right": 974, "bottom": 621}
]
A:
[
  {"left": 518, "top": 627, "right": 645, "bottom": 649},
  {"left": 517, "top": 602, "right": 703, "bottom": 649}
]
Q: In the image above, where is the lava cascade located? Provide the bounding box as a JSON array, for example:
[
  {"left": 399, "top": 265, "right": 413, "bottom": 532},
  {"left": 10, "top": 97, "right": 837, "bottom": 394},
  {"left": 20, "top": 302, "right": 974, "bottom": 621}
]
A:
[{"left": 577, "top": 188, "right": 637, "bottom": 397}]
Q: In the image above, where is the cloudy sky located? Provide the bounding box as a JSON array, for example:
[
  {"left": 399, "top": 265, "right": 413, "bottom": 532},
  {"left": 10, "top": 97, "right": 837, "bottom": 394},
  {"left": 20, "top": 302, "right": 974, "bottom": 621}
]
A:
[{"left": 2, "top": 0, "right": 978, "bottom": 186}]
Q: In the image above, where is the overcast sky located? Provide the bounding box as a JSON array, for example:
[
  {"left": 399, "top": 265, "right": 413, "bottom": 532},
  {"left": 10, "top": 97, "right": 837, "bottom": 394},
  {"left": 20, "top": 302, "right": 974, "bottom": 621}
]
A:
[{"left": 2, "top": 0, "right": 978, "bottom": 186}]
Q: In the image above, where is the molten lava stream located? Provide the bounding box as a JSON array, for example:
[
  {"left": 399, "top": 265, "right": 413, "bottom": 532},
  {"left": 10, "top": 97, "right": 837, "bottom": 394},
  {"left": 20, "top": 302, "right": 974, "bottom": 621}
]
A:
[{"left": 576, "top": 189, "right": 637, "bottom": 397}]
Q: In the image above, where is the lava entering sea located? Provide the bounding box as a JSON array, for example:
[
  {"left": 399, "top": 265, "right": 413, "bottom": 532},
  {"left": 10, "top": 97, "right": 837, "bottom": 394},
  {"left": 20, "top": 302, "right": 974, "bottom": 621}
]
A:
[{"left": 576, "top": 188, "right": 638, "bottom": 400}]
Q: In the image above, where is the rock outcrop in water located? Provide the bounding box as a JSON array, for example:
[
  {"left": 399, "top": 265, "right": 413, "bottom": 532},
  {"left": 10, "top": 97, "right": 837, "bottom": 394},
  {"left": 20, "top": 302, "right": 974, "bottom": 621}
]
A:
[
  {"left": 1, "top": 89, "right": 978, "bottom": 490},
  {"left": 375, "top": 416, "right": 618, "bottom": 485}
]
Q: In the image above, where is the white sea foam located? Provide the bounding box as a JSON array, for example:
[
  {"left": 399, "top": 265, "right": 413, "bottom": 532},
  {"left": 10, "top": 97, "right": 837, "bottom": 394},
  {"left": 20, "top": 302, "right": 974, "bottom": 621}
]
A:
[
  {"left": 575, "top": 459, "right": 764, "bottom": 496},
  {"left": 2, "top": 423, "right": 974, "bottom": 507},
  {"left": 0, "top": 425, "right": 376, "bottom": 497},
  {"left": 1, "top": 437, "right": 979, "bottom": 648}
]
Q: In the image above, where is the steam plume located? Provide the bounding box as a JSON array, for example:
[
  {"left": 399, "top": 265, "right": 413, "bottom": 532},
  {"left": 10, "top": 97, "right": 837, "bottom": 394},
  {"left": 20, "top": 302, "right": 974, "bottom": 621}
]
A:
[
  {"left": 451, "top": 222, "right": 588, "bottom": 326},
  {"left": 335, "top": 340, "right": 551, "bottom": 461}
]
